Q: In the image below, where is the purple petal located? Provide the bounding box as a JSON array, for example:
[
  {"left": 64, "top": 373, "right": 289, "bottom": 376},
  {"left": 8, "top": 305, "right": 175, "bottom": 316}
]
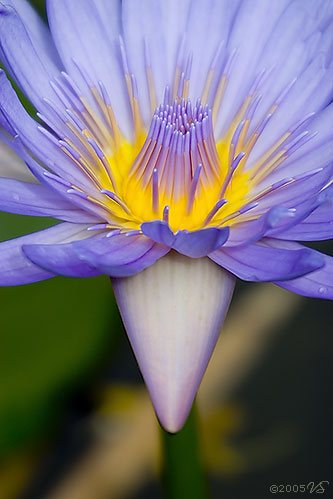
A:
[
  {"left": 4, "top": 0, "right": 62, "bottom": 67},
  {"left": 249, "top": 164, "right": 332, "bottom": 213},
  {"left": 268, "top": 239, "right": 333, "bottom": 299},
  {"left": 172, "top": 227, "right": 229, "bottom": 258},
  {"left": 226, "top": 205, "right": 294, "bottom": 247},
  {"left": 216, "top": 0, "right": 332, "bottom": 138},
  {"left": 0, "top": 4, "right": 63, "bottom": 113},
  {"left": 209, "top": 239, "right": 324, "bottom": 282},
  {"left": 247, "top": 53, "right": 333, "bottom": 167},
  {"left": 141, "top": 220, "right": 176, "bottom": 246},
  {"left": 0, "top": 177, "right": 98, "bottom": 222},
  {"left": 274, "top": 253, "right": 333, "bottom": 299},
  {"left": 261, "top": 103, "right": 333, "bottom": 184},
  {"left": 122, "top": 0, "right": 169, "bottom": 126},
  {"left": 140, "top": 222, "right": 229, "bottom": 257},
  {"left": 0, "top": 222, "right": 90, "bottom": 286},
  {"left": 0, "top": 71, "right": 89, "bottom": 187},
  {"left": 23, "top": 236, "right": 100, "bottom": 278},
  {"left": 182, "top": 0, "right": 240, "bottom": 101},
  {"left": 46, "top": 0, "right": 131, "bottom": 138},
  {"left": 72, "top": 233, "right": 170, "bottom": 277},
  {"left": 10, "top": 137, "right": 108, "bottom": 222},
  {"left": 275, "top": 185, "right": 333, "bottom": 241}
]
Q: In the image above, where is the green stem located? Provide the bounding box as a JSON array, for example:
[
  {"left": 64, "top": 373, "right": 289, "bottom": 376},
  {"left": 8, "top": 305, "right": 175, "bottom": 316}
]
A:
[{"left": 160, "top": 403, "right": 210, "bottom": 499}]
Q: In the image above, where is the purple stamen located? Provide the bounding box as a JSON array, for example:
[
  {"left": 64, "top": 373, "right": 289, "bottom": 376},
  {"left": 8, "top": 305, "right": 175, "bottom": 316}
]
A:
[
  {"left": 61, "top": 71, "right": 84, "bottom": 103},
  {"left": 177, "top": 72, "right": 185, "bottom": 98},
  {"left": 86, "top": 137, "right": 104, "bottom": 159},
  {"left": 294, "top": 167, "right": 323, "bottom": 181},
  {"left": 119, "top": 36, "right": 130, "bottom": 75},
  {"left": 271, "top": 177, "right": 294, "bottom": 190},
  {"left": 163, "top": 86, "right": 170, "bottom": 106},
  {"left": 101, "top": 189, "right": 131, "bottom": 214},
  {"left": 72, "top": 58, "right": 94, "bottom": 88},
  {"left": 248, "top": 68, "right": 267, "bottom": 96},
  {"left": 204, "top": 198, "right": 228, "bottom": 225},
  {"left": 152, "top": 168, "right": 159, "bottom": 212},
  {"left": 37, "top": 112, "right": 63, "bottom": 139},
  {"left": 185, "top": 52, "right": 193, "bottom": 81},
  {"left": 229, "top": 120, "right": 245, "bottom": 165},
  {"left": 67, "top": 188, "right": 88, "bottom": 199},
  {"left": 125, "top": 230, "right": 142, "bottom": 237},
  {"left": 38, "top": 126, "right": 59, "bottom": 146},
  {"left": 43, "top": 171, "right": 71, "bottom": 187},
  {"left": 59, "top": 140, "right": 81, "bottom": 160},
  {"left": 87, "top": 223, "right": 109, "bottom": 231},
  {"left": 219, "top": 152, "right": 246, "bottom": 198},
  {"left": 106, "top": 229, "right": 122, "bottom": 238},
  {"left": 187, "top": 163, "right": 202, "bottom": 213},
  {"left": 163, "top": 205, "right": 170, "bottom": 224},
  {"left": 289, "top": 112, "right": 316, "bottom": 134},
  {"left": 256, "top": 113, "right": 272, "bottom": 136},
  {"left": 131, "top": 73, "right": 139, "bottom": 99},
  {"left": 129, "top": 96, "right": 220, "bottom": 206},
  {"left": 275, "top": 77, "right": 297, "bottom": 106},
  {"left": 238, "top": 201, "right": 259, "bottom": 214},
  {"left": 65, "top": 108, "right": 85, "bottom": 131},
  {"left": 49, "top": 80, "right": 72, "bottom": 109},
  {"left": 285, "top": 131, "right": 318, "bottom": 156},
  {"left": 211, "top": 40, "right": 225, "bottom": 70}
]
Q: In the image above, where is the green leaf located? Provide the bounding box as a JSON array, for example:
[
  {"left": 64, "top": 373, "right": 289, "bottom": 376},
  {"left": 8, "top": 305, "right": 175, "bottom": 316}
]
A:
[{"left": 0, "top": 213, "right": 123, "bottom": 455}]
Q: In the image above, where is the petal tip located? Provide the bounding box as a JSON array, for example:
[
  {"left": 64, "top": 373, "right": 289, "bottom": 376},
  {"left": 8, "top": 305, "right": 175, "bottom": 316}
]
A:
[{"left": 112, "top": 251, "right": 235, "bottom": 431}]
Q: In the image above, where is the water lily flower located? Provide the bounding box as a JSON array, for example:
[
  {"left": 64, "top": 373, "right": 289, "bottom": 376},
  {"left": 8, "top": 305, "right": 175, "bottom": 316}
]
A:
[{"left": 0, "top": 0, "right": 332, "bottom": 432}]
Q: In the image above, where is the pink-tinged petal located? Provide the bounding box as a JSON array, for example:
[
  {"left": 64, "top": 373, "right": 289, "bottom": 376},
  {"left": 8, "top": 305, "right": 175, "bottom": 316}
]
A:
[
  {"left": 0, "top": 177, "right": 98, "bottom": 222},
  {"left": 209, "top": 241, "right": 324, "bottom": 282},
  {"left": 72, "top": 233, "right": 170, "bottom": 277},
  {"left": 0, "top": 137, "right": 34, "bottom": 181},
  {"left": 0, "top": 222, "right": 90, "bottom": 286},
  {"left": 112, "top": 251, "right": 235, "bottom": 432}
]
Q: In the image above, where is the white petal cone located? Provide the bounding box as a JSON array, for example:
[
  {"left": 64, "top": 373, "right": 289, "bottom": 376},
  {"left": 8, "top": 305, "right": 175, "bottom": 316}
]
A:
[{"left": 112, "top": 251, "right": 235, "bottom": 433}]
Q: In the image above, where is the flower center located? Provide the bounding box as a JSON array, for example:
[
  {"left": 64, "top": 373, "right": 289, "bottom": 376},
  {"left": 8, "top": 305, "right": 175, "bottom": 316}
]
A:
[
  {"left": 116, "top": 96, "right": 249, "bottom": 232},
  {"left": 34, "top": 38, "right": 318, "bottom": 237}
]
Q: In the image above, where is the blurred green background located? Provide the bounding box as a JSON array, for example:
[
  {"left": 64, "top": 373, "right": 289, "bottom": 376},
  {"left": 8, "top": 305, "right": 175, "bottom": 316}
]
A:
[{"left": 0, "top": 2, "right": 332, "bottom": 499}]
